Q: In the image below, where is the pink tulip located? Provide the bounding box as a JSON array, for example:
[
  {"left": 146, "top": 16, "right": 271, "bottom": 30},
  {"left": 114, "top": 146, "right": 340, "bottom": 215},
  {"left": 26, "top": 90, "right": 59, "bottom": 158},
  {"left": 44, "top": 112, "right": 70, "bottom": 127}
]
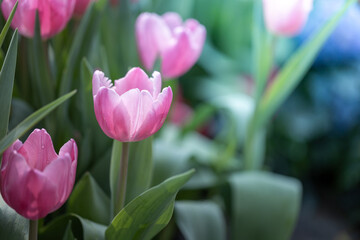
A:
[
  {"left": 93, "top": 67, "right": 173, "bottom": 142},
  {"left": 1, "top": 0, "right": 75, "bottom": 39},
  {"left": 0, "top": 129, "right": 77, "bottom": 220},
  {"left": 136, "top": 12, "right": 206, "bottom": 79},
  {"left": 262, "top": 0, "right": 313, "bottom": 36}
]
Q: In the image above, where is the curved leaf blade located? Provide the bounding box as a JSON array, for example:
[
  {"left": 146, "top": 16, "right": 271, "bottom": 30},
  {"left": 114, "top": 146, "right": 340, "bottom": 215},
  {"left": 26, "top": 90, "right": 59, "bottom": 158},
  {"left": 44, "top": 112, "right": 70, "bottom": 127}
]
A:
[
  {"left": 106, "top": 169, "right": 195, "bottom": 240},
  {"left": 0, "top": 90, "right": 76, "bottom": 155}
]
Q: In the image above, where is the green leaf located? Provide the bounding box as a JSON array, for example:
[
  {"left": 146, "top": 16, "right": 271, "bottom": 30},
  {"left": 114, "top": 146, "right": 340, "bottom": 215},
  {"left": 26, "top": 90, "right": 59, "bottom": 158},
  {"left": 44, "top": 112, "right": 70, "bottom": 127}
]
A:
[
  {"left": 106, "top": 169, "right": 195, "bottom": 240},
  {"left": 0, "top": 1, "right": 18, "bottom": 49},
  {"left": 68, "top": 172, "right": 110, "bottom": 225},
  {"left": 0, "top": 30, "right": 18, "bottom": 139},
  {"left": 0, "top": 194, "right": 28, "bottom": 240},
  {"left": 256, "top": 0, "right": 357, "bottom": 129},
  {"left": 125, "top": 137, "right": 153, "bottom": 204},
  {"left": 144, "top": 202, "right": 174, "bottom": 240},
  {"left": 39, "top": 214, "right": 106, "bottom": 240},
  {"left": 0, "top": 90, "right": 76, "bottom": 155},
  {"left": 229, "top": 171, "right": 302, "bottom": 240},
  {"left": 175, "top": 201, "right": 227, "bottom": 240},
  {"left": 62, "top": 221, "right": 75, "bottom": 240}
]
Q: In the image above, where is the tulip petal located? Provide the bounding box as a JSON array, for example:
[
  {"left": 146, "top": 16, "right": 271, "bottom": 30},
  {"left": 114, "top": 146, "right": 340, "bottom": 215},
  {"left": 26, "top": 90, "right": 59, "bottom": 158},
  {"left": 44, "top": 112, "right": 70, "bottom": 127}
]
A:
[
  {"left": 43, "top": 155, "right": 72, "bottom": 211},
  {"left": 144, "top": 86, "right": 173, "bottom": 137},
  {"left": 263, "top": 0, "right": 313, "bottom": 36},
  {"left": 115, "top": 67, "right": 154, "bottom": 96},
  {"left": 136, "top": 13, "right": 173, "bottom": 70},
  {"left": 151, "top": 71, "right": 162, "bottom": 98},
  {"left": 59, "top": 139, "right": 78, "bottom": 162},
  {"left": 162, "top": 12, "right": 183, "bottom": 32},
  {"left": 17, "top": 129, "right": 58, "bottom": 171},
  {"left": 129, "top": 90, "right": 155, "bottom": 141},
  {"left": 1, "top": 151, "right": 57, "bottom": 219},
  {"left": 1, "top": 0, "right": 75, "bottom": 39},
  {"left": 92, "top": 70, "right": 113, "bottom": 96},
  {"left": 1, "top": 140, "right": 22, "bottom": 173},
  {"left": 94, "top": 87, "right": 121, "bottom": 139},
  {"left": 161, "top": 23, "right": 206, "bottom": 78}
]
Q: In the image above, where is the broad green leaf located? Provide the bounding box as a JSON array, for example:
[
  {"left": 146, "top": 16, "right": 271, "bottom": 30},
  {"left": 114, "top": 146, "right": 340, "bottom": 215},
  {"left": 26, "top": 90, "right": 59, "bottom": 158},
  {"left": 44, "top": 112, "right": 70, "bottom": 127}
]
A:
[
  {"left": 143, "top": 202, "right": 174, "bottom": 240},
  {"left": 68, "top": 172, "right": 110, "bottom": 225},
  {"left": 229, "top": 171, "right": 302, "bottom": 240},
  {"left": 125, "top": 137, "right": 153, "bottom": 204},
  {"left": 0, "top": 90, "right": 76, "bottom": 155},
  {"left": 175, "top": 201, "right": 226, "bottom": 240},
  {"left": 62, "top": 222, "right": 75, "bottom": 240},
  {"left": 0, "top": 194, "right": 28, "bottom": 240},
  {"left": 39, "top": 214, "right": 106, "bottom": 240},
  {"left": 256, "top": 0, "right": 357, "bottom": 130},
  {"left": 0, "top": 1, "right": 17, "bottom": 49},
  {"left": 106, "top": 169, "right": 195, "bottom": 240},
  {"left": 0, "top": 30, "right": 18, "bottom": 139}
]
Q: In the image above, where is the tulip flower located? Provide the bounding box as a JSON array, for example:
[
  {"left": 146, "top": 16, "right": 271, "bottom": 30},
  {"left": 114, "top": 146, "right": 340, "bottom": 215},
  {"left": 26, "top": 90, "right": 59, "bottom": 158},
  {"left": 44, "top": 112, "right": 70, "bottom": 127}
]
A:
[
  {"left": 93, "top": 67, "right": 173, "bottom": 142},
  {"left": 1, "top": 0, "right": 75, "bottom": 38},
  {"left": 0, "top": 129, "right": 77, "bottom": 220},
  {"left": 136, "top": 12, "right": 206, "bottom": 78},
  {"left": 262, "top": 0, "right": 313, "bottom": 36}
]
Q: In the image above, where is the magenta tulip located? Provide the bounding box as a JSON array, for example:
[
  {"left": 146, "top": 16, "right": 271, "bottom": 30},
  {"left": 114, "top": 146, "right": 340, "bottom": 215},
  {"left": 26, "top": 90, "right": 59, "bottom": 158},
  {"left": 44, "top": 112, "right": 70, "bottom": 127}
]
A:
[
  {"left": 0, "top": 129, "right": 77, "bottom": 220},
  {"left": 136, "top": 12, "right": 206, "bottom": 78},
  {"left": 1, "top": 0, "right": 75, "bottom": 39},
  {"left": 93, "top": 67, "right": 173, "bottom": 142},
  {"left": 262, "top": 0, "right": 313, "bottom": 36}
]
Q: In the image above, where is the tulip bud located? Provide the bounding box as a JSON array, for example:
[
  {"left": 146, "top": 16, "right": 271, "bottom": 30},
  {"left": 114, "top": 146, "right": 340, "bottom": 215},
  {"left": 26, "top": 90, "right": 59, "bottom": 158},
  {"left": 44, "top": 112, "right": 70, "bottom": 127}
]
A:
[
  {"left": 92, "top": 67, "right": 173, "bottom": 142},
  {"left": 1, "top": 0, "right": 76, "bottom": 39},
  {"left": 262, "top": 0, "right": 313, "bottom": 36},
  {"left": 136, "top": 12, "right": 206, "bottom": 78},
  {"left": 0, "top": 129, "right": 77, "bottom": 220}
]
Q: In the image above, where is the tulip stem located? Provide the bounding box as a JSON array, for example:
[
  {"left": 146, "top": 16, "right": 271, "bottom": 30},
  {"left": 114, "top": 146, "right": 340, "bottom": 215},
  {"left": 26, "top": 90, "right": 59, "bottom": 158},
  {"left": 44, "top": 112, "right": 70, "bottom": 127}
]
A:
[
  {"left": 29, "top": 219, "right": 38, "bottom": 240},
  {"left": 114, "top": 142, "right": 130, "bottom": 215}
]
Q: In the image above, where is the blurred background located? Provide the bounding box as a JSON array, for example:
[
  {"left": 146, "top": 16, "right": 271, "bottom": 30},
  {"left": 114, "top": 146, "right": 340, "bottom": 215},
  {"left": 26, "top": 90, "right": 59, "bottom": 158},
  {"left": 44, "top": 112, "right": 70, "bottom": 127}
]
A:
[{"left": 163, "top": 0, "right": 360, "bottom": 238}]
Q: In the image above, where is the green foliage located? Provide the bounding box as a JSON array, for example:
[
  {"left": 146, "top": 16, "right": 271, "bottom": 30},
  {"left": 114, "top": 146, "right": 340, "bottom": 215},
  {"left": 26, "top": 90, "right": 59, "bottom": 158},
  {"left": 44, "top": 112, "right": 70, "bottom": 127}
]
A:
[
  {"left": 68, "top": 173, "right": 110, "bottom": 225},
  {"left": 0, "top": 1, "right": 17, "bottom": 49},
  {"left": 105, "top": 169, "right": 195, "bottom": 240},
  {"left": 0, "top": 30, "right": 18, "bottom": 139},
  {"left": 0, "top": 195, "right": 28, "bottom": 240},
  {"left": 175, "top": 201, "right": 227, "bottom": 240},
  {"left": 229, "top": 171, "right": 302, "bottom": 240},
  {"left": 39, "top": 214, "right": 106, "bottom": 240},
  {"left": 0, "top": 90, "right": 76, "bottom": 155}
]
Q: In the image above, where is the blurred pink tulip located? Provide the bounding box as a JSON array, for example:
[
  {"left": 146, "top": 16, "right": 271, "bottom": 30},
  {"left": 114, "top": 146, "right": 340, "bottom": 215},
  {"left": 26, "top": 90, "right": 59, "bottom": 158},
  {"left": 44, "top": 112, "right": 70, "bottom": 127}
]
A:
[
  {"left": 1, "top": 0, "right": 75, "bottom": 39},
  {"left": 136, "top": 12, "right": 206, "bottom": 78},
  {"left": 93, "top": 67, "right": 173, "bottom": 142},
  {"left": 0, "top": 129, "right": 77, "bottom": 220},
  {"left": 74, "top": 0, "right": 95, "bottom": 16},
  {"left": 262, "top": 0, "right": 313, "bottom": 36}
]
